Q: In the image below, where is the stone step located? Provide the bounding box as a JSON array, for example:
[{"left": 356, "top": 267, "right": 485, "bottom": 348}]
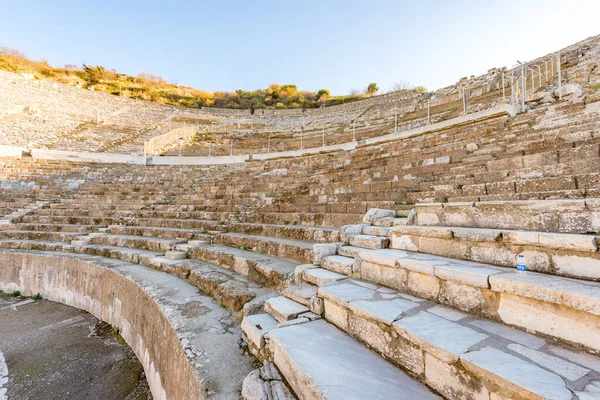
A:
[
  {"left": 0, "top": 238, "right": 264, "bottom": 314},
  {"left": 267, "top": 319, "right": 440, "bottom": 400},
  {"left": 89, "top": 234, "right": 186, "bottom": 252},
  {"left": 0, "top": 239, "right": 163, "bottom": 264},
  {"left": 146, "top": 257, "right": 266, "bottom": 312},
  {"left": 124, "top": 217, "right": 226, "bottom": 230},
  {"left": 348, "top": 234, "right": 390, "bottom": 250},
  {"left": 324, "top": 245, "right": 600, "bottom": 353},
  {"left": 108, "top": 225, "right": 207, "bottom": 240},
  {"left": 413, "top": 199, "right": 600, "bottom": 234},
  {"left": 165, "top": 251, "right": 187, "bottom": 260},
  {"left": 321, "top": 255, "right": 355, "bottom": 275},
  {"left": 188, "top": 242, "right": 297, "bottom": 288},
  {"left": 282, "top": 284, "right": 317, "bottom": 307},
  {"left": 362, "top": 225, "right": 390, "bottom": 237},
  {"left": 390, "top": 224, "right": 600, "bottom": 281},
  {"left": 264, "top": 296, "right": 310, "bottom": 323},
  {"left": 372, "top": 217, "right": 408, "bottom": 227},
  {"left": 0, "top": 230, "right": 86, "bottom": 242},
  {"left": 3, "top": 223, "right": 106, "bottom": 233},
  {"left": 226, "top": 222, "right": 340, "bottom": 243},
  {"left": 213, "top": 232, "right": 317, "bottom": 264},
  {"left": 302, "top": 268, "right": 347, "bottom": 287},
  {"left": 317, "top": 276, "right": 599, "bottom": 400}
]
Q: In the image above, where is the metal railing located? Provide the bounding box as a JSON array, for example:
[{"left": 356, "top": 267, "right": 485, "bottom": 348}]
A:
[{"left": 143, "top": 125, "right": 198, "bottom": 156}]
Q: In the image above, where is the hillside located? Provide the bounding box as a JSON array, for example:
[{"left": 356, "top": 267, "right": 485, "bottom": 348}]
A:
[{"left": 0, "top": 45, "right": 391, "bottom": 110}]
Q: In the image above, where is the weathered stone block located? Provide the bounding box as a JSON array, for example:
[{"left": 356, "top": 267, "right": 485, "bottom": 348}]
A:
[
  {"left": 323, "top": 299, "right": 349, "bottom": 331},
  {"left": 407, "top": 271, "right": 440, "bottom": 300}
]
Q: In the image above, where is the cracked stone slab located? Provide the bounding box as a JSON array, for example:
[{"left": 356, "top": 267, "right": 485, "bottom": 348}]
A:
[
  {"left": 349, "top": 298, "right": 419, "bottom": 324},
  {"left": 303, "top": 268, "right": 347, "bottom": 286},
  {"left": 507, "top": 344, "right": 590, "bottom": 381},
  {"left": 468, "top": 319, "right": 546, "bottom": 349},
  {"left": 489, "top": 272, "right": 600, "bottom": 316},
  {"left": 264, "top": 296, "right": 309, "bottom": 323},
  {"left": 426, "top": 305, "right": 469, "bottom": 321},
  {"left": 393, "top": 311, "right": 488, "bottom": 363},
  {"left": 268, "top": 319, "right": 440, "bottom": 400},
  {"left": 318, "top": 282, "right": 376, "bottom": 304},
  {"left": 460, "top": 346, "right": 573, "bottom": 400},
  {"left": 434, "top": 263, "right": 505, "bottom": 288},
  {"left": 241, "top": 314, "right": 278, "bottom": 349}
]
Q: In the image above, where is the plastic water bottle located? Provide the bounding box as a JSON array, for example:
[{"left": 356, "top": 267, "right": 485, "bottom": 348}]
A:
[{"left": 516, "top": 254, "right": 527, "bottom": 274}]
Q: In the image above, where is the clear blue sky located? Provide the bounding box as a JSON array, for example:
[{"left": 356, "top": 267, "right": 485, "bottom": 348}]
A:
[{"left": 1, "top": 0, "right": 599, "bottom": 95}]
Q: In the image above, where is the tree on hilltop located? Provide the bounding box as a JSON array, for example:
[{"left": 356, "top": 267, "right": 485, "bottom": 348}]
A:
[{"left": 366, "top": 82, "right": 379, "bottom": 95}]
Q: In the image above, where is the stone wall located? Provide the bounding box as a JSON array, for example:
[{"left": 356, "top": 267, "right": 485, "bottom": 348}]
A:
[{"left": 0, "top": 250, "right": 205, "bottom": 400}]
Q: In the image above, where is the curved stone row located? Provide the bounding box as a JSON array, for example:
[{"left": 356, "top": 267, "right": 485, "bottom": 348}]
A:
[{"left": 0, "top": 249, "right": 257, "bottom": 400}]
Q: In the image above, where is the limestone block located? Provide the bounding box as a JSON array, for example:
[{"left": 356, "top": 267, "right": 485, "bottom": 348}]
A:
[
  {"left": 381, "top": 265, "right": 408, "bottom": 292},
  {"left": 552, "top": 254, "right": 600, "bottom": 280},
  {"left": 391, "top": 225, "right": 453, "bottom": 239},
  {"left": 348, "top": 234, "right": 389, "bottom": 250},
  {"left": 390, "top": 234, "right": 419, "bottom": 251},
  {"left": 303, "top": 268, "right": 346, "bottom": 286},
  {"left": 426, "top": 305, "right": 469, "bottom": 322},
  {"left": 242, "top": 314, "right": 278, "bottom": 350},
  {"left": 323, "top": 299, "right": 349, "bottom": 331},
  {"left": 503, "top": 230, "right": 598, "bottom": 252},
  {"left": 408, "top": 271, "right": 440, "bottom": 300},
  {"left": 507, "top": 344, "right": 590, "bottom": 381},
  {"left": 424, "top": 354, "right": 490, "bottom": 400},
  {"left": 496, "top": 293, "right": 600, "bottom": 352},
  {"left": 418, "top": 237, "right": 470, "bottom": 260},
  {"left": 294, "top": 264, "right": 318, "bottom": 284},
  {"left": 362, "top": 208, "right": 395, "bottom": 224},
  {"left": 471, "top": 245, "right": 515, "bottom": 268},
  {"left": 340, "top": 224, "right": 369, "bottom": 243},
  {"left": 318, "top": 282, "right": 376, "bottom": 304},
  {"left": 348, "top": 313, "right": 425, "bottom": 376},
  {"left": 438, "top": 281, "right": 493, "bottom": 315},
  {"left": 349, "top": 297, "right": 418, "bottom": 325},
  {"left": 452, "top": 227, "right": 502, "bottom": 242},
  {"left": 393, "top": 312, "right": 488, "bottom": 363},
  {"left": 469, "top": 319, "right": 545, "bottom": 349},
  {"left": 415, "top": 204, "right": 443, "bottom": 226},
  {"left": 264, "top": 296, "right": 309, "bottom": 323},
  {"left": 165, "top": 251, "right": 187, "bottom": 260},
  {"left": 460, "top": 347, "right": 572, "bottom": 400},
  {"left": 309, "top": 296, "right": 324, "bottom": 315},
  {"left": 321, "top": 255, "right": 354, "bottom": 275},
  {"left": 434, "top": 263, "right": 503, "bottom": 288},
  {"left": 359, "top": 261, "right": 382, "bottom": 285},
  {"left": 241, "top": 369, "right": 270, "bottom": 400},
  {"left": 555, "top": 83, "right": 582, "bottom": 99},
  {"left": 489, "top": 272, "right": 600, "bottom": 316},
  {"left": 312, "top": 242, "right": 341, "bottom": 264}
]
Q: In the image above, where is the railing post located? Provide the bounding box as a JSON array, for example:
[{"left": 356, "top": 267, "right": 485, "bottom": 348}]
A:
[
  {"left": 557, "top": 53, "right": 562, "bottom": 100},
  {"left": 521, "top": 61, "right": 526, "bottom": 112},
  {"left": 427, "top": 99, "right": 431, "bottom": 123},
  {"left": 502, "top": 70, "right": 506, "bottom": 102}
]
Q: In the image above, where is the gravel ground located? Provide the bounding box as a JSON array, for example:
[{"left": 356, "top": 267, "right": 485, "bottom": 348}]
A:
[{"left": 0, "top": 293, "right": 151, "bottom": 400}]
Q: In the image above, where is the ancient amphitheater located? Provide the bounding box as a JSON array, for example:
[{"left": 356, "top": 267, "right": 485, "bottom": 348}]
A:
[{"left": 1, "top": 34, "right": 600, "bottom": 400}]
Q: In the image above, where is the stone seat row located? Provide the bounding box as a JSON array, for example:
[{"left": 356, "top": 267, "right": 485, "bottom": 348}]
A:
[{"left": 241, "top": 206, "right": 600, "bottom": 399}]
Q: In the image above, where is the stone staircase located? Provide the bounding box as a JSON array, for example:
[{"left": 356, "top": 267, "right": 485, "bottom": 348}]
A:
[{"left": 240, "top": 204, "right": 600, "bottom": 399}]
